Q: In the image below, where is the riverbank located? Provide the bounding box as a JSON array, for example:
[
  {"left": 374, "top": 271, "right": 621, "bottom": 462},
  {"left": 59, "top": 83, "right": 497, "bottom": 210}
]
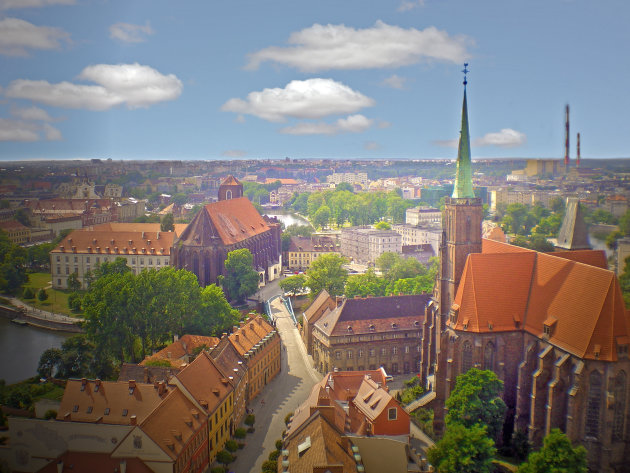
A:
[{"left": 0, "top": 302, "right": 83, "bottom": 333}]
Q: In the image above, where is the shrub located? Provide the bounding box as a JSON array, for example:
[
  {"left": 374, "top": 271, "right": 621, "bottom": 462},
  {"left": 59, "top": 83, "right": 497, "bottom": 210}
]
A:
[
  {"left": 275, "top": 439, "right": 283, "bottom": 450},
  {"left": 234, "top": 427, "right": 247, "bottom": 439},
  {"left": 44, "top": 409, "right": 57, "bottom": 420},
  {"left": 37, "top": 288, "right": 48, "bottom": 302},
  {"left": 245, "top": 413, "right": 255, "bottom": 426},
  {"left": 210, "top": 467, "right": 225, "bottom": 473},
  {"left": 284, "top": 411, "right": 293, "bottom": 426},
  {"left": 238, "top": 442, "right": 245, "bottom": 449},
  {"left": 216, "top": 450, "right": 233, "bottom": 465},
  {"left": 268, "top": 450, "right": 280, "bottom": 461},
  {"left": 247, "top": 426, "right": 255, "bottom": 433},
  {"left": 23, "top": 287, "right": 35, "bottom": 299},
  {"left": 225, "top": 440, "right": 238, "bottom": 452},
  {"left": 261, "top": 460, "right": 277, "bottom": 473},
  {"left": 67, "top": 292, "right": 82, "bottom": 312}
]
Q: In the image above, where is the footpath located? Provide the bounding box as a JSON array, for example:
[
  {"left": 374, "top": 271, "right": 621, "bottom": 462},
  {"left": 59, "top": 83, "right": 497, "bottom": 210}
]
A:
[{"left": 1, "top": 295, "right": 83, "bottom": 332}]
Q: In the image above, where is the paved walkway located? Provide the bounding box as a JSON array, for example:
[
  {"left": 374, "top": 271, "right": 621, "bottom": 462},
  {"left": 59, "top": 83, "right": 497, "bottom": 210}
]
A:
[
  {"left": 3, "top": 295, "right": 82, "bottom": 324},
  {"left": 228, "top": 295, "right": 322, "bottom": 473}
]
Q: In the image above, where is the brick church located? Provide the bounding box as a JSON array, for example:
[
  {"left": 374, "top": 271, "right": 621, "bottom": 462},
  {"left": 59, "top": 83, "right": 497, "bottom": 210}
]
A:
[
  {"left": 171, "top": 176, "right": 282, "bottom": 286},
  {"left": 420, "top": 78, "right": 630, "bottom": 472}
]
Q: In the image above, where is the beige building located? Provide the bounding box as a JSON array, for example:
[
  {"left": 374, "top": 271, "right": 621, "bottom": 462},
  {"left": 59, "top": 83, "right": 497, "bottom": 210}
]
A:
[
  {"left": 405, "top": 206, "right": 441, "bottom": 226},
  {"left": 310, "top": 294, "right": 430, "bottom": 375},
  {"left": 285, "top": 235, "right": 339, "bottom": 271},
  {"left": 49, "top": 223, "right": 183, "bottom": 289},
  {"left": 340, "top": 227, "right": 402, "bottom": 264},
  {"left": 0, "top": 220, "right": 30, "bottom": 245},
  {"left": 392, "top": 223, "right": 441, "bottom": 255}
]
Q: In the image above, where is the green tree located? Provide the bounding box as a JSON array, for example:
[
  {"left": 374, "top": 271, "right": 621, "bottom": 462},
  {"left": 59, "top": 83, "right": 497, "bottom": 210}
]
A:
[
  {"left": 517, "top": 429, "right": 587, "bottom": 473},
  {"left": 305, "top": 253, "right": 348, "bottom": 298},
  {"left": 375, "top": 252, "right": 403, "bottom": 274},
  {"left": 14, "top": 208, "right": 30, "bottom": 227},
  {"left": 374, "top": 221, "right": 391, "bottom": 230},
  {"left": 68, "top": 292, "right": 82, "bottom": 312},
  {"left": 224, "top": 249, "right": 260, "bottom": 303},
  {"left": 57, "top": 335, "right": 95, "bottom": 379},
  {"left": 445, "top": 368, "right": 507, "bottom": 440},
  {"left": 37, "top": 288, "right": 48, "bottom": 302},
  {"left": 196, "top": 284, "right": 239, "bottom": 335},
  {"left": 67, "top": 272, "right": 81, "bottom": 292},
  {"left": 94, "top": 257, "right": 131, "bottom": 280},
  {"left": 619, "top": 208, "right": 630, "bottom": 236},
  {"left": 427, "top": 423, "right": 496, "bottom": 473},
  {"left": 280, "top": 274, "right": 306, "bottom": 296},
  {"left": 216, "top": 450, "right": 234, "bottom": 467},
  {"left": 312, "top": 205, "right": 331, "bottom": 229},
  {"left": 335, "top": 182, "right": 354, "bottom": 193},
  {"left": 344, "top": 269, "right": 388, "bottom": 298},
  {"left": 22, "top": 286, "right": 35, "bottom": 299},
  {"left": 161, "top": 213, "right": 174, "bottom": 232},
  {"left": 37, "top": 348, "right": 62, "bottom": 378}
]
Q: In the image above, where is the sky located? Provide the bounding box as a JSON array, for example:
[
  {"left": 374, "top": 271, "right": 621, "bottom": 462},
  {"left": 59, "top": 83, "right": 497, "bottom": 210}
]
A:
[{"left": 0, "top": 0, "right": 628, "bottom": 161}]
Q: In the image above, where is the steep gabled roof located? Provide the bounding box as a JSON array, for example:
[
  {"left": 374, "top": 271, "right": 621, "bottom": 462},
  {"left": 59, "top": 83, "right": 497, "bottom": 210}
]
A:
[
  {"left": 549, "top": 249, "right": 608, "bottom": 269},
  {"left": 228, "top": 315, "right": 275, "bottom": 356},
  {"left": 208, "top": 336, "right": 248, "bottom": 384},
  {"left": 352, "top": 377, "right": 394, "bottom": 422},
  {"left": 303, "top": 289, "right": 335, "bottom": 325},
  {"left": 452, "top": 249, "right": 629, "bottom": 361},
  {"left": 175, "top": 352, "right": 233, "bottom": 414},
  {"left": 140, "top": 387, "right": 205, "bottom": 460}
]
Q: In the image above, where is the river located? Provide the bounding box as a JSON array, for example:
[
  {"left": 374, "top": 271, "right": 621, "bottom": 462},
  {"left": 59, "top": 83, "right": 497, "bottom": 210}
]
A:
[
  {"left": 265, "top": 210, "right": 311, "bottom": 228},
  {"left": 0, "top": 317, "right": 71, "bottom": 384}
]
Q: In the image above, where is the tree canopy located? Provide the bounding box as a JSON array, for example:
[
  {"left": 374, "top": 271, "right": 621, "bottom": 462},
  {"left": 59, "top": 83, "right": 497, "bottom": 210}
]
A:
[
  {"left": 427, "top": 423, "right": 496, "bottom": 473},
  {"left": 517, "top": 429, "right": 587, "bottom": 473},
  {"left": 0, "top": 229, "right": 28, "bottom": 294},
  {"left": 305, "top": 253, "right": 348, "bottom": 298},
  {"left": 280, "top": 274, "right": 306, "bottom": 296},
  {"left": 445, "top": 368, "right": 507, "bottom": 440},
  {"left": 223, "top": 248, "right": 260, "bottom": 303},
  {"left": 161, "top": 213, "right": 174, "bottom": 232}
]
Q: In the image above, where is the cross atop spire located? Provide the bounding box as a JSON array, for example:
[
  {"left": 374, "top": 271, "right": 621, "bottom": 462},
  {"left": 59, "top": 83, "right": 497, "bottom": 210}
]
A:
[{"left": 452, "top": 64, "right": 475, "bottom": 199}]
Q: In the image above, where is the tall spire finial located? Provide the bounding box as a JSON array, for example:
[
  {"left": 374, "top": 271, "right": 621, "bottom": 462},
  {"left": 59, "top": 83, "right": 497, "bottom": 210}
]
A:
[{"left": 452, "top": 64, "right": 475, "bottom": 199}]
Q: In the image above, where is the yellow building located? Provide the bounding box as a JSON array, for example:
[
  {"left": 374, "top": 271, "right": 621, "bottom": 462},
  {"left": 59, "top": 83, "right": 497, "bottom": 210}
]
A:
[
  {"left": 0, "top": 220, "right": 30, "bottom": 245},
  {"left": 286, "top": 236, "right": 339, "bottom": 271}
]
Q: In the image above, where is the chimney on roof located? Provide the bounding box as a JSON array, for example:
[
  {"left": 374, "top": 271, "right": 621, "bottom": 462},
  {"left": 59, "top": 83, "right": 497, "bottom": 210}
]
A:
[
  {"left": 200, "top": 400, "right": 208, "bottom": 409},
  {"left": 142, "top": 231, "right": 145, "bottom": 239},
  {"left": 157, "top": 232, "right": 160, "bottom": 239},
  {"left": 336, "top": 296, "right": 344, "bottom": 308},
  {"left": 158, "top": 381, "right": 166, "bottom": 395},
  {"left": 235, "top": 334, "right": 239, "bottom": 342},
  {"left": 130, "top": 415, "right": 137, "bottom": 425},
  {"left": 222, "top": 332, "right": 228, "bottom": 339},
  {"left": 257, "top": 318, "right": 262, "bottom": 325},
  {"left": 63, "top": 412, "right": 70, "bottom": 420}
]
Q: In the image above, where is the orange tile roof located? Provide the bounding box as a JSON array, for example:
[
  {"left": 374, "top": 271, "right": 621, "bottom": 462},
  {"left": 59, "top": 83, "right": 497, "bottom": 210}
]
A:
[
  {"left": 221, "top": 175, "right": 241, "bottom": 186},
  {"left": 228, "top": 315, "right": 275, "bottom": 356},
  {"left": 482, "top": 238, "right": 532, "bottom": 254},
  {"left": 51, "top": 226, "right": 175, "bottom": 256},
  {"left": 452, "top": 249, "right": 630, "bottom": 361},
  {"left": 57, "top": 379, "right": 171, "bottom": 425},
  {"left": 204, "top": 197, "right": 270, "bottom": 245},
  {"left": 38, "top": 452, "right": 153, "bottom": 473},
  {"left": 549, "top": 249, "right": 608, "bottom": 269},
  {"left": 0, "top": 220, "right": 28, "bottom": 230},
  {"left": 352, "top": 377, "right": 394, "bottom": 422},
  {"left": 139, "top": 386, "right": 206, "bottom": 461},
  {"left": 140, "top": 335, "right": 220, "bottom": 368},
  {"left": 175, "top": 352, "right": 233, "bottom": 415}
]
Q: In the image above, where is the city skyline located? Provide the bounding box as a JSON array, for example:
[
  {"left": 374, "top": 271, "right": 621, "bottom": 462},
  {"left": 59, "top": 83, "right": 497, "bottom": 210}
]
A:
[{"left": 0, "top": 0, "right": 628, "bottom": 161}]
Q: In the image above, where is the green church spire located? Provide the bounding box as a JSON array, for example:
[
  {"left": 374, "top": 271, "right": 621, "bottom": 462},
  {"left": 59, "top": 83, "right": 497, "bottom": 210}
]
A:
[{"left": 452, "top": 64, "right": 475, "bottom": 199}]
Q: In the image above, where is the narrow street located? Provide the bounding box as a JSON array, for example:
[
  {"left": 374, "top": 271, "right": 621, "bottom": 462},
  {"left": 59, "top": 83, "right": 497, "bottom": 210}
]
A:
[{"left": 229, "top": 293, "right": 322, "bottom": 473}]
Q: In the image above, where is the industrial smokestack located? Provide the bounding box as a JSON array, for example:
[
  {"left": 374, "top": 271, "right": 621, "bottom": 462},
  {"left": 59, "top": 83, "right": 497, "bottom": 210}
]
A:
[
  {"left": 564, "top": 105, "right": 570, "bottom": 167},
  {"left": 577, "top": 132, "right": 581, "bottom": 168}
]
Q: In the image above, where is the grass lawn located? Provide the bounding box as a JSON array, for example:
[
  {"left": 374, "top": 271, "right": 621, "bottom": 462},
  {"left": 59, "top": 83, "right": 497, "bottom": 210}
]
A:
[
  {"left": 38, "top": 384, "right": 65, "bottom": 402},
  {"left": 20, "top": 272, "right": 82, "bottom": 317}
]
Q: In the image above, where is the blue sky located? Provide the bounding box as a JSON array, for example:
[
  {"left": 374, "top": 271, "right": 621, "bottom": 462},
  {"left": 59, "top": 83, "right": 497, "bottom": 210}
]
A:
[{"left": 0, "top": 0, "right": 628, "bottom": 161}]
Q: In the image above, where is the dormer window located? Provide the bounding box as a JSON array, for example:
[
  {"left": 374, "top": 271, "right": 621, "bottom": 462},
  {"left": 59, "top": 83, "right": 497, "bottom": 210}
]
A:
[
  {"left": 462, "top": 318, "right": 469, "bottom": 330},
  {"left": 594, "top": 344, "right": 601, "bottom": 359},
  {"left": 616, "top": 337, "right": 629, "bottom": 358},
  {"left": 369, "top": 324, "right": 375, "bottom": 332},
  {"left": 543, "top": 317, "right": 557, "bottom": 337}
]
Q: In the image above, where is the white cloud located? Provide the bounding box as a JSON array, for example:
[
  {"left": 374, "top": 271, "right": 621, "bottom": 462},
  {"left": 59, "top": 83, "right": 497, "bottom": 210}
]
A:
[
  {"left": 381, "top": 74, "right": 407, "bottom": 89},
  {"left": 0, "top": 118, "right": 39, "bottom": 141},
  {"left": 0, "top": 17, "right": 70, "bottom": 56},
  {"left": 235, "top": 114, "right": 245, "bottom": 123},
  {"left": 6, "top": 63, "right": 183, "bottom": 110},
  {"left": 398, "top": 0, "right": 425, "bottom": 12},
  {"left": 246, "top": 21, "right": 470, "bottom": 72},
  {"left": 364, "top": 141, "right": 381, "bottom": 150},
  {"left": 43, "top": 122, "right": 61, "bottom": 140},
  {"left": 221, "top": 78, "right": 374, "bottom": 122},
  {"left": 0, "top": 0, "right": 74, "bottom": 10},
  {"left": 473, "top": 128, "right": 526, "bottom": 147},
  {"left": 109, "top": 21, "right": 154, "bottom": 43},
  {"left": 280, "top": 114, "right": 373, "bottom": 135},
  {"left": 222, "top": 149, "right": 247, "bottom": 157},
  {"left": 11, "top": 105, "right": 53, "bottom": 121}
]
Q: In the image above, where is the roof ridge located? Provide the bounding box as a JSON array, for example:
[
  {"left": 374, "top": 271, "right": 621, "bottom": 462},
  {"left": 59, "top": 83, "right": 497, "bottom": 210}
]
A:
[
  {"left": 521, "top": 252, "right": 540, "bottom": 327},
  {"left": 583, "top": 272, "right": 616, "bottom": 359}
]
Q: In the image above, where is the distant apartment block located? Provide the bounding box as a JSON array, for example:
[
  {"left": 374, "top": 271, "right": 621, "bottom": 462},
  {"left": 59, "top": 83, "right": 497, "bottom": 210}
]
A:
[
  {"left": 488, "top": 188, "right": 564, "bottom": 211},
  {"left": 405, "top": 206, "right": 441, "bottom": 226},
  {"left": 392, "top": 223, "right": 441, "bottom": 256},
  {"left": 326, "top": 172, "right": 368, "bottom": 188},
  {"left": 0, "top": 220, "right": 30, "bottom": 245},
  {"left": 340, "top": 227, "right": 402, "bottom": 264}
]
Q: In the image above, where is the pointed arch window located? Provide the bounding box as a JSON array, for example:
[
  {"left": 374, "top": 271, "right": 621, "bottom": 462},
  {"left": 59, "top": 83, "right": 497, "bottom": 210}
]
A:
[
  {"left": 466, "top": 216, "right": 471, "bottom": 242},
  {"left": 483, "top": 342, "right": 495, "bottom": 371},
  {"left": 462, "top": 340, "right": 473, "bottom": 373},
  {"left": 585, "top": 370, "right": 602, "bottom": 438},
  {"left": 226, "top": 190, "right": 233, "bottom": 200},
  {"left": 612, "top": 371, "right": 627, "bottom": 442}
]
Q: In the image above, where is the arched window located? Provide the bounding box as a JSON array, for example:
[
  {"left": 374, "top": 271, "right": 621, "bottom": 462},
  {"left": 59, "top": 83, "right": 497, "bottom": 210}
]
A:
[
  {"left": 613, "top": 371, "right": 627, "bottom": 441},
  {"left": 466, "top": 216, "right": 471, "bottom": 242},
  {"left": 585, "top": 370, "right": 602, "bottom": 438},
  {"left": 192, "top": 252, "right": 199, "bottom": 277},
  {"left": 462, "top": 341, "right": 473, "bottom": 373},
  {"left": 483, "top": 342, "right": 495, "bottom": 371},
  {"left": 226, "top": 189, "right": 233, "bottom": 200}
]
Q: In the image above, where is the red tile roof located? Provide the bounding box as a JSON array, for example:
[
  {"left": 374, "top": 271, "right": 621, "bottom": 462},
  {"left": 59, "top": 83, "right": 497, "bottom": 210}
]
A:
[
  {"left": 451, "top": 249, "right": 629, "bottom": 361},
  {"left": 228, "top": 315, "right": 275, "bottom": 356},
  {"left": 38, "top": 452, "right": 153, "bottom": 473},
  {"left": 140, "top": 335, "right": 220, "bottom": 368}
]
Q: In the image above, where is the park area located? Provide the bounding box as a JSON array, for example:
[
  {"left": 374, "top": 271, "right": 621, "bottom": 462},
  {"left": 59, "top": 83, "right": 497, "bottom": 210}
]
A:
[{"left": 19, "top": 272, "right": 78, "bottom": 317}]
